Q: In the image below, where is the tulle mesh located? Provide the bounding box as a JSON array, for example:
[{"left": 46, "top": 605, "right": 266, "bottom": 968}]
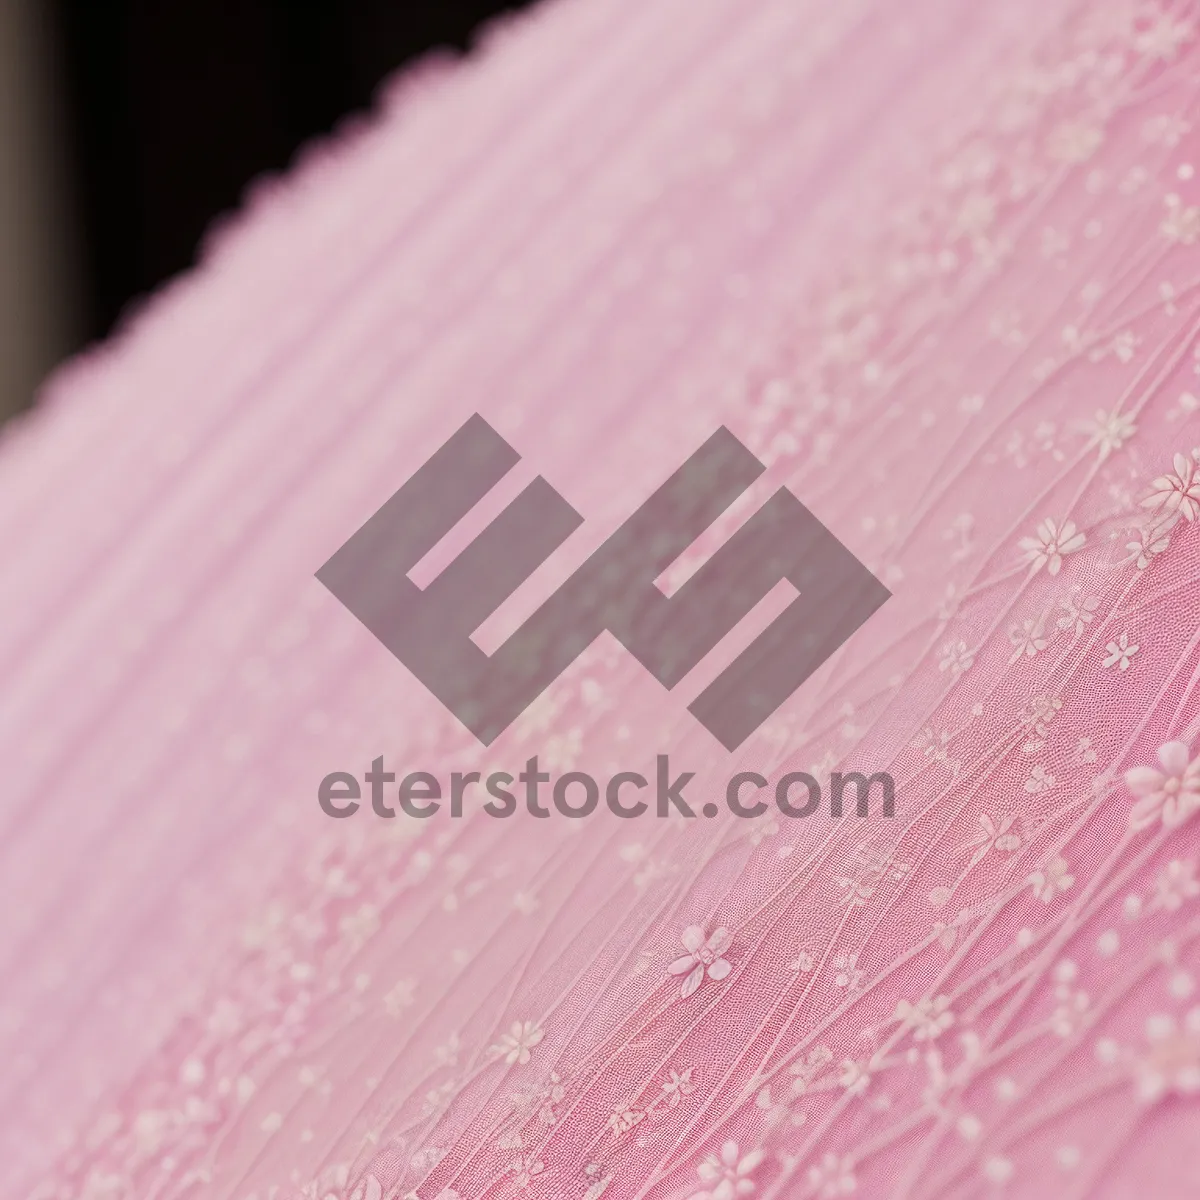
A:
[{"left": 2, "top": 0, "right": 1200, "bottom": 1197}]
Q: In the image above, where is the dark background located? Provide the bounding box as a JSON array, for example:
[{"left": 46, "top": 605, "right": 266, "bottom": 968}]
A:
[
  {"left": 57, "top": 0, "right": 539, "bottom": 343},
  {"left": 0, "top": 1, "right": 538, "bottom": 423}
]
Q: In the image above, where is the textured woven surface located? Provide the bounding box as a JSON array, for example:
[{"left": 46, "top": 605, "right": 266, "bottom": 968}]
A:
[{"left": 3, "top": 1, "right": 1200, "bottom": 1196}]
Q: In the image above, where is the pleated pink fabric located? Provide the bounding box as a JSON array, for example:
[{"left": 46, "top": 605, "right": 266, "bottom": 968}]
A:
[{"left": 3, "top": 0, "right": 1200, "bottom": 1197}]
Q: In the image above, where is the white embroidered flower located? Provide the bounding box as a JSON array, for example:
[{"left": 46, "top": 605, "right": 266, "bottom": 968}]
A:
[
  {"left": 838, "top": 1058, "right": 871, "bottom": 1096},
  {"left": 1021, "top": 695, "right": 1062, "bottom": 732},
  {"left": 1151, "top": 860, "right": 1200, "bottom": 912},
  {"left": 608, "top": 1100, "right": 645, "bottom": 1136},
  {"left": 1161, "top": 197, "right": 1200, "bottom": 244},
  {"left": 914, "top": 724, "right": 960, "bottom": 774},
  {"left": 807, "top": 1152, "right": 857, "bottom": 1197},
  {"left": 1125, "top": 741, "right": 1200, "bottom": 831},
  {"left": 982, "top": 1156, "right": 1014, "bottom": 1184},
  {"left": 433, "top": 1033, "right": 460, "bottom": 1067},
  {"left": 383, "top": 979, "right": 416, "bottom": 1017},
  {"left": 668, "top": 925, "right": 733, "bottom": 999},
  {"left": 1095, "top": 330, "right": 1140, "bottom": 366},
  {"left": 958, "top": 1114, "right": 983, "bottom": 1142},
  {"left": 961, "top": 812, "right": 1021, "bottom": 867},
  {"left": 1056, "top": 589, "right": 1100, "bottom": 637},
  {"left": 689, "top": 1140, "right": 763, "bottom": 1200},
  {"left": 1136, "top": 14, "right": 1194, "bottom": 60},
  {"left": 1174, "top": 390, "right": 1200, "bottom": 417},
  {"left": 542, "top": 728, "right": 582, "bottom": 772},
  {"left": 1024, "top": 764, "right": 1055, "bottom": 793},
  {"left": 662, "top": 1067, "right": 697, "bottom": 1107},
  {"left": 338, "top": 904, "right": 380, "bottom": 949},
  {"left": 510, "top": 1070, "right": 566, "bottom": 1125},
  {"left": 897, "top": 998, "right": 960, "bottom": 1046},
  {"left": 1132, "top": 1008, "right": 1200, "bottom": 1102},
  {"left": 832, "top": 953, "right": 865, "bottom": 991},
  {"left": 1140, "top": 451, "right": 1200, "bottom": 521},
  {"left": 953, "top": 191, "right": 995, "bottom": 237},
  {"left": 1143, "top": 113, "right": 1191, "bottom": 147},
  {"left": 1084, "top": 408, "right": 1136, "bottom": 460},
  {"left": 895, "top": 995, "right": 956, "bottom": 1042},
  {"left": 1028, "top": 857, "right": 1074, "bottom": 903},
  {"left": 834, "top": 873, "right": 877, "bottom": 908},
  {"left": 1124, "top": 519, "right": 1173, "bottom": 569},
  {"left": 1034, "top": 419, "right": 1062, "bottom": 453},
  {"left": 1051, "top": 964, "right": 1090, "bottom": 1037},
  {"left": 932, "top": 910, "right": 969, "bottom": 951},
  {"left": 789, "top": 951, "right": 815, "bottom": 973},
  {"left": 1103, "top": 631, "right": 1140, "bottom": 671},
  {"left": 491, "top": 1020, "right": 545, "bottom": 1065},
  {"left": 508, "top": 1153, "right": 544, "bottom": 1189},
  {"left": 789, "top": 1045, "right": 834, "bottom": 1096},
  {"left": 1008, "top": 615, "right": 1048, "bottom": 663},
  {"left": 938, "top": 639, "right": 974, "bottom": 677},
  {"left": 582, "top": 1164, "right": 612, "bottom": 1200},
  {"left": 1018, "top": 518, "right": 1086, "bottom": 576}
]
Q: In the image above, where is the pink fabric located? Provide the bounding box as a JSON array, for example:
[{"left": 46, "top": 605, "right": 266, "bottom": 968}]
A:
[{"left": 3, "top": 0, "right": 1200, "bottom": 1196}]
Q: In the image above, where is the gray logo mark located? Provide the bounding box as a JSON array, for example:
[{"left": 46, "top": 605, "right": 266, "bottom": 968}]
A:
[{"left": 317, "top": 415, "right": 889, "bottom": 750}]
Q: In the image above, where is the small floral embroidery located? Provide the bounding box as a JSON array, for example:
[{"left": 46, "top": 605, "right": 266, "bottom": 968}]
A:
[
  {"left": 383, "top": 979, "right": 416, "bottom": 1017},
  {"left": 807, "top": 1152, "right": 857, "bottom": 1197},
  {"left": 490, "top": 1020, "right": 545, "bottom": 1065},
  {"left": 1056, "top": 589, "right": 1100, "bottom": 637},
  {"left": 983, "top": 1156, "right": 1015, "bottom": 1185},
  {"left": 662, "top": 1067, "right": 697, "bottom": 1107},
  {"left": 1018, "top": 518, "right": 1086, "bottom": 576},
  {"left": 1132, "top": 1008, "right": 1200, "bottom": 1102},
  {"left": 1084, "top": 408, "right": 1136, "bottom": 460},
  {"left": 838, "top": 1058, "right": 872, "bottom": 1096},
  {"left": 509, "top": 1153, "right": 545, "bottom": 1189},
  {"left": 1024, "top": 765, "right": 1056, "bottom": 794},
  {"left": 689, "top": 1140, "right": 763, "bottom": 1200},
  {"left": 1151, "top": 860, "right": 1200, "bottom": 912},
  {"left": 962, "top": 813, "right": 1022, "bottom": 867},
  {"left": 1136, "top": 14, "right": 1194, "bottom": 60},
  {"left": 789, "top": 1045, "right": 834, "bottom": 1096},
  {"left": 1051, "top": 961, "right": 1090, "bottom": 1036},
  {"left": 1126, "top": 741, "right": 1200, "bottom": 830},
  {"left": 1102, "top": 632, "right": 1139, "bottom": 671},
  {"left": 515, "top": 1071, "right": 565, "bottom": 1124},
  {"left": 608, "top": 1100, "right": 645, "bottom": 1136},
  {"left": 832, "top": 953, "right": 865, "bottom": 992},
  {"left": 1141, "top": 450, "right": 1200, "bottom": 521},
  {"left": 1029, "top": 857, "right": 1074, "bottom": 903},
  {"left": 895, "top": 995, "right": 956, "bottom": 1041},
  {"left": 1009, "top": 615, "right": 1049, "bottom": 663},
  {"left": 668, "top": 926, "right": 733, "bottom": 999},
  {"left": 938, "top": 640, "right": 974, "bottom": 677},
  {"left": 1124, "top": 519, "right": 1173, "bottom": 569},
  {"left": 582, "top": 1163, "right": 612, "bottom": 1200}
]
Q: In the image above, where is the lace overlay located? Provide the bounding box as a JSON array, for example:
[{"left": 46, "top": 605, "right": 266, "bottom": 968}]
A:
[{"left": 3, "top": 0, "right": 1200, "bottom": 1197}]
